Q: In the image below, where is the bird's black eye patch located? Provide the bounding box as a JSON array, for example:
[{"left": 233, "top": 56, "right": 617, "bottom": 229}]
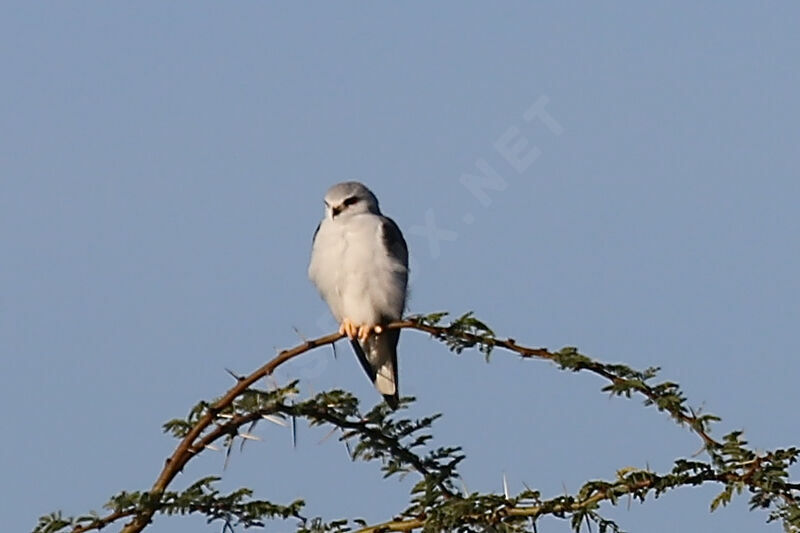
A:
[{"left": 343, "top": 196, "right": 360, "bottom": 207}]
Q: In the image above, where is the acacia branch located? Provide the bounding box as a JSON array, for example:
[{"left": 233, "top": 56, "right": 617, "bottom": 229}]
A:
[
  {"left": 287, "top": 404, "right": 457, "bottom": 499},
  {"left": 398, "top": 318, "right": 722, "bottom": 449},
  {"left": 357, "top": 464, "right": 797, "bottom": 532},
  {"left": 189, "top": 403, "right": 456, "bottom": 499},
  {"left": 114, "top": 331, "right": 342, "bottom": 533},
  {"left": 48, "top": 313, "right": 797, "bottom": 533}
]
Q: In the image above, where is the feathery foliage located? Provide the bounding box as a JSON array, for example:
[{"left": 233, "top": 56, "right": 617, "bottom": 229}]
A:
[{"left": 35, "top": 312, "right": 800, "bottom": 533}]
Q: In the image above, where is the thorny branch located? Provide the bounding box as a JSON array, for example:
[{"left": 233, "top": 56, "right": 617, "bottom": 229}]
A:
[{"left": 37, "top": 313, "right": 799, "bottom": 533}]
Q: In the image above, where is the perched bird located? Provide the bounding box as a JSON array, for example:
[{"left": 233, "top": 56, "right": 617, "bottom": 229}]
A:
[{"left": 308, "top": 182, "right": 409, "bottom": 409}]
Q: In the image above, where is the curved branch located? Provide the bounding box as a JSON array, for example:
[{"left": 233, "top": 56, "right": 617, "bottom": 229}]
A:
[
  {"left": 396, "top": 319, "right": 721, "bottom": 449},
  {"left": 356, "top": 466, "right": 794, "bottom": 533},
  {"left": 58, "top": 314, "right": 796, "bottom": 533}
]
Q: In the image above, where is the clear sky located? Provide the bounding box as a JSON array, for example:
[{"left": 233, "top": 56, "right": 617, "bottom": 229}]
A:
[{"left": 2, "top": 3, "right": 799, "bottom": 533}]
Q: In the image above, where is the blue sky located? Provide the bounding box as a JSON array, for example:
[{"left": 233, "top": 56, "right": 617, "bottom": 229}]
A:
[{"left": 2, "top": 3, "right": 799, "bottom": 532}]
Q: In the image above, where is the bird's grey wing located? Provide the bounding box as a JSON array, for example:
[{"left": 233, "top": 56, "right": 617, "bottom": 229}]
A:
[
  {"left": 308, "top": 221, "right": 323, "bottom": 288},
  {"left": 378, "top": 329, "right": 400, "bottom": 409},
  {"left": 351, "top": 332, "right": 400, "bottom": 410},
  {"left": 350, "top": 339, "right": 376, "bottom": 383},
  {"left": 356, "top": 216, "right": 405, "bottom": 410},
  {"left": 379, "top": 216, "right": 408, "bottom": 271},
  {"left": 311, "top": 222, "right": 321, "bottom": 245}
]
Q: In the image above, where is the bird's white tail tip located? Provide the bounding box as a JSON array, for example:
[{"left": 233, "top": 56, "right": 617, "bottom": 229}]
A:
[{"left": 374, "top": 372, "right": 396, "bottom": 395}]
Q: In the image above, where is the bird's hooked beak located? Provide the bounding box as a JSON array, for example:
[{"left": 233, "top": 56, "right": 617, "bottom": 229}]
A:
[
  {"left": 324, "top": 201, "right": 342, "bottom": 219},
  {"left": 326, "top": 195, "right": 360, "bottom": 219}
]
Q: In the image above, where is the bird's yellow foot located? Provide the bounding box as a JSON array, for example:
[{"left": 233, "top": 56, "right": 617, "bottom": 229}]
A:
[
  {"left": 339, "top": 318, "right": 359, "bottom": 340},
  {"left": 357, "top": 324, "right": 385, "bottom": 341},
  {"left": 357, "top": 324, "right": 371, "bottom": 342},
  {"left": 340, "top": 320, "right": 384, "bottom": 341}
]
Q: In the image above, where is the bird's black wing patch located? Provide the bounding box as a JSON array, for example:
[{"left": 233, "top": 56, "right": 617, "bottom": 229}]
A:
[
  {"left": 379, "top": 216, "right": 408, "bottom": 268},
  {"left": 350, "top": 339, "right": 377, "bottom": 382},
  {"left": 350, "top": 333, "right": 400, "bottom": 410},
  {"left": 311, "top": 222, "right": 321, "bottom": 246},
  {"left": 381, "top": 327, "right": 401, "bottom": 409}
]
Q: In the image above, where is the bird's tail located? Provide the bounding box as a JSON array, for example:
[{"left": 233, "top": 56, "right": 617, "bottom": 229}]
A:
[{"left": 350, "top": 329, "right": 399, "bottom": 409}]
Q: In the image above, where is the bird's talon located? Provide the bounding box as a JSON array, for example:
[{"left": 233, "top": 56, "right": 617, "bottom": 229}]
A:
[
  {"left": 339, "top": 318, "right": 359, "bottom": 340},
  {"left": 357, "top": 325, "right": 372, "bottom": 342}
]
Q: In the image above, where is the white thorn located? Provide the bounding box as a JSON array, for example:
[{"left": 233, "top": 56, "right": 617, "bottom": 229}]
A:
[
  {"left": 262, "top": 414, "right": 288, "bottom": 427},
  {"left": 239, "top": 432, "right": 262, "bottom": 441},
  {"left": 204, "top": 444, "right": 221, "bottom": 451},
  {"left": 503, "top": 472, "right": 510, "bottom": 499},
  {"left": 319, "top": 426, "right": 339, "bottom": 444}
]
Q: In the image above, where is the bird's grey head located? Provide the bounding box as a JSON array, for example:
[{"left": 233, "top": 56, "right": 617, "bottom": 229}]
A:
[{"left": 322, "top": 181, "right": 381, "bottom": 220}]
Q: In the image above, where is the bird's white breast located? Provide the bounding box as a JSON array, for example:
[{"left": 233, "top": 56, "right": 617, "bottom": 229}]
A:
[{"left": 309, "top": 214, "right": 406, "bottom": 325}]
